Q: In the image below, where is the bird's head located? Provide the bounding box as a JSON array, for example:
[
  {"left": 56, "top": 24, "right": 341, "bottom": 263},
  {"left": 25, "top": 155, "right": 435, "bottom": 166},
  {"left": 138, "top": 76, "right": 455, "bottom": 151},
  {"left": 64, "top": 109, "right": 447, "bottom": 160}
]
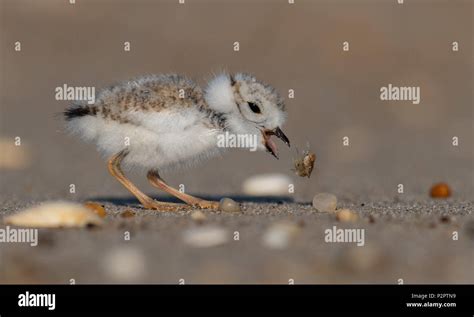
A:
[{"left": 205, "top": 73, "right": 290, "bottom": 159}]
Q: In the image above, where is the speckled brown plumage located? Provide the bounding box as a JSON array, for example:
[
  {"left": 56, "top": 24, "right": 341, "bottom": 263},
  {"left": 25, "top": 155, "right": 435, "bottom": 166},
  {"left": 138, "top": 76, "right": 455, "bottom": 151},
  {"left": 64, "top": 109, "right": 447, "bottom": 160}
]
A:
[{"left": 65, "top": 74, "right": 222, "bottom": 127}]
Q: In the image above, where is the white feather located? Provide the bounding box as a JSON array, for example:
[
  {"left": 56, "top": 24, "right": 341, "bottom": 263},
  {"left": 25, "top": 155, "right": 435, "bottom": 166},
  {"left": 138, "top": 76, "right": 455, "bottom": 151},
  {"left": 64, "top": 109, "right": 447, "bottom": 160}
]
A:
[
  {"left": 204, "top": 74, "right": 235, "bottom": 114},
  {"left": 66, "top": 108, "right": 224, "bottom": 172}
]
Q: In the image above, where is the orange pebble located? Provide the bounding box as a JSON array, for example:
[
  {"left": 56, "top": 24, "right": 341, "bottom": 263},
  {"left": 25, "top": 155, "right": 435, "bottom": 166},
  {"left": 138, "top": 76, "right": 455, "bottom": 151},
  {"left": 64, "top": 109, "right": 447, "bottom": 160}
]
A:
[
  {"left": 430, "top": 183, "right": 451, "bottom": 198},
  {"left": 336, "top": 209, "right": 358, "bottom": 222},
  {"left": 84, "top": 202, "right": 107, "bottom": 218},
  {"left": 120, "top": 210, "right": 135, "bottom": 218}
]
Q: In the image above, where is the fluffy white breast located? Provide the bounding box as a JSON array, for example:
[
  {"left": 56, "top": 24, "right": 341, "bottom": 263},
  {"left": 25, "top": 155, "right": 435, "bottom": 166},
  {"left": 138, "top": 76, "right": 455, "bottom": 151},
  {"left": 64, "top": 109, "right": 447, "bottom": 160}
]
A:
[
  {"left": 67, "top": 107, "right": 223, "bottom": 172},
  {"left": 124, "top": 108, "right": 223, "bottom": 170}
]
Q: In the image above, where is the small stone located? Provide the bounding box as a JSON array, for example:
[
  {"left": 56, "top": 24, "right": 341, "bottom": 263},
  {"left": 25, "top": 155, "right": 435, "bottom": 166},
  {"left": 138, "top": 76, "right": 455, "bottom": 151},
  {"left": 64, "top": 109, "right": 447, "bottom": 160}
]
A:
[
  {"left": 464, "top": 219, "right": 474, "bottom": 239},
  {"left": 120, "top": 210, "right": 135, "bottom": 218},
  {"left": 261, "top": 221, "right": 300, "bottom": 250},
  {"left": 439, "top": 215, "right": 451, "bottom": 223},
  {"left": 430, "top": 183, "right": 451, "bottom": 198},
  {"left": 343, "top": 246, "right": 381, "bottom": 272},
  {"left": 84, "top": 202, "right": 107, "bottom": 218},
  {"left": 336, "top": 209, "right": 358, "bottom": 222},
  {"left": 219, "top": 198, "right": 241, "bottom": 212},
  {"left": 102, "top": 247, "right": 146, "bottom": 282},
  {"left": 182, "top": 226, "right": 229, "bottom": 248},
  {"left": 242, "top": 173, "right": 292, "bottom": 196},
  {"left": 312, "top": 193, "right": 337, "bottom": 212},
  {"left": 0, "top": 137, "right": 31, "bottom": 170},
  {"left": 190, "top": 210, "right": 206, "bottom": 223}
]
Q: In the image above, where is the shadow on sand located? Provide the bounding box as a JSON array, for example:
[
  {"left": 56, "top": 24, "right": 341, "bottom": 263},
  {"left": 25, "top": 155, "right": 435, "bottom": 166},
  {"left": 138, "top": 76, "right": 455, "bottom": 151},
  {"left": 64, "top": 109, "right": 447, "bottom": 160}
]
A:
[{"left": 88, "top": 194, "right": 295, "bottom": 207}]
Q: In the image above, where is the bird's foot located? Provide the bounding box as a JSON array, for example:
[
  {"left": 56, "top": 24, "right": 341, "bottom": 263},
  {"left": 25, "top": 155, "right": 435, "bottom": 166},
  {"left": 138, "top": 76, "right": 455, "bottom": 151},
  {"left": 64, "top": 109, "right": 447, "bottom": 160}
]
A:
[
  {"left": 142, "top": 200, "right": 190, "bottom": 212},
  {"left": 193, "top": 200, "right": 220, "bottom": 210}
]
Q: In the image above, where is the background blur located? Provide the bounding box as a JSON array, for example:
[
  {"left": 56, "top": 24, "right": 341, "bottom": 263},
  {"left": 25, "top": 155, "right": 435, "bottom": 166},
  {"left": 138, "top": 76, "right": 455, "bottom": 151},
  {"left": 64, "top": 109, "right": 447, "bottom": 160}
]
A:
[
  {"left": 0, "top": 0, "right": 472, "bottom": 284},
  {"left": 1, "top": 0, "right": 472, "bottom": 202}
]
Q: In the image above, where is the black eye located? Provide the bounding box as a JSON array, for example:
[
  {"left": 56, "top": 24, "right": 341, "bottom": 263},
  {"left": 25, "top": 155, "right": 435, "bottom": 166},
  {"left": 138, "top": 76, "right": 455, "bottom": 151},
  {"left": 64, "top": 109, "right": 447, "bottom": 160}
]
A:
[{"left": 248, "top": 102, "right": 261, "bottom": 114}]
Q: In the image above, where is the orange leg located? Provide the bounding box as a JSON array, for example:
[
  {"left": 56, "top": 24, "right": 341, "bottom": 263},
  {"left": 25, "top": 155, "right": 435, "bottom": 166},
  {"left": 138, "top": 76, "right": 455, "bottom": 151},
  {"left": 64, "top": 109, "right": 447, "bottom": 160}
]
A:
[
  {"left": 147, "top": 170, "right": 219, "bottom": 210},
  {"left": 107, "top": 150, "right": 189, "bottom": 211}
]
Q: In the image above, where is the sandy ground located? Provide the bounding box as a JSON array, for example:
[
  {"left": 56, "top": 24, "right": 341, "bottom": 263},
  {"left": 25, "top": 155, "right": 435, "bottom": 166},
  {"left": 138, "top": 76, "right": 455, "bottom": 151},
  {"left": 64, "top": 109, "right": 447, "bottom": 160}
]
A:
[
  {"left": 1, "top": 199, "right": 473, "bottom": 284},
  {"left": 0, "top": 0, "right": 473, "bottom": 283}
]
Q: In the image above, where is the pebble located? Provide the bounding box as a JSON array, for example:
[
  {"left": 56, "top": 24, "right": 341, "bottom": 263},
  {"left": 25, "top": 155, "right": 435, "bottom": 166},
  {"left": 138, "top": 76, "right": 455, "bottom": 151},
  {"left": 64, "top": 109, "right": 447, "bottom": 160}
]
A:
[
  {"left": 439, "top": 215, "right": 451, "bottom": 223},
  {"left": 102, "top": 247, "right": 146, "bottom": 282},
  {"left": 120, "top": 210, "right": 135, "bottom": 218},
  {"left": 4, "top": 201, "right": 103, "bottom": 228},
  {"left": 190, "top": 210, "right": 206, "bottom": 223},
  {"left": 182, "top": 226, "right": 229, "bottom": 248},
  {"left": 242, "top": 173, "right": 292, "bottom": 196},
  {"left": 336, "top": 209, "right": 358, "bottom": 222},
  {"left": 0, "top": 137, "right": 31, "bottom": 170},
  {"left": 430, "top": 183, "right": 451, "bottom": 198},
  {"left": 464, "top": 219, "right": 474, "bottom": 239},
  {"left": 312, "top": 193, "right": 337, "bottom": 212},
  {"left": 219, "top": 198, "right": 241, "bottom": 212},
  {"left": 344, "top": 246, "right": 381, "bottom": 272},
  {"left": 84, "top": 202, "right": 107, "bottom": 218},
  {"left": 261, "top": 221, "right": 300, "bottom": 250}
]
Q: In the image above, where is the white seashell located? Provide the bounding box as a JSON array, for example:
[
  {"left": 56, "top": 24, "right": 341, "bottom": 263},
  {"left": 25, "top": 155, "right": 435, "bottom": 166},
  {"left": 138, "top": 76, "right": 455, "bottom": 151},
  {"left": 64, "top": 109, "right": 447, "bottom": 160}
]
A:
[
  {"left": 312, "top": 193, "right": 337, "bottom": 212},
  {"left": 182, "top": 226, "right": 229, "bottom": 248},
  {"left": 4, "top": 201, "right": 103, "bottom": 228},
  {"left": 242, "top": 173, "right": 292, "bottom": 196},
  {"left": 261, "top": 221, "right": 300, "bottom": 249},
  {"left": 102, "top": 247, "right": 146, "bottom": 282}
]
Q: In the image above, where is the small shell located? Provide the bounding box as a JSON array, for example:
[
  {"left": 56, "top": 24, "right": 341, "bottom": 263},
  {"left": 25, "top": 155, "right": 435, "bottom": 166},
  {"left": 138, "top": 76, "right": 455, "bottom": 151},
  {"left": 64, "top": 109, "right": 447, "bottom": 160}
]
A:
[
  {"left": 190, "top": 210, "right": 207, "bottom": 223},
  {"left": 102, "top": 247, "right": 146, "bottom": 282},
  {"left": 182, "top": 226, "right": 229, "bottom": 248},
  {"left": 120, "top": 210, "right": 135, "bottom": 218},
  {"left": 242, "top": 173, "right": 292, "bottom": 196},
  {"left": 312, "top": 193, "right": 337, "bottom": 212},
  {"left": 261, "top": 221, "right": 300, "bottom": 249},
  {"left": 84, "top": 202, "right": 107, "bottom": 218},
  {"left": 4, "top": 201, "right": 103, "bottom": 228},
  {"left": 338, "top": 246, "right": 381, "bottom": 272},
  {"left": 219, "top": 198, "right": 241, "bottom": 212},
  {"left": 0, "top": 137, "right": 31, "bottom": 170},
  {"left": 336, "top": 209, "right": 359, "bottom": 222}
]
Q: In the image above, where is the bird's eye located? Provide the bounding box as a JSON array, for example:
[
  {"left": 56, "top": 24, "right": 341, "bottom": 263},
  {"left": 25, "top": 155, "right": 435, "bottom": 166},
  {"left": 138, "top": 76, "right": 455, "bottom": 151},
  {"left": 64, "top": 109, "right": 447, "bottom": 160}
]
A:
[{"left": 248, "top": 102, "right": 261, "bottom": 114}]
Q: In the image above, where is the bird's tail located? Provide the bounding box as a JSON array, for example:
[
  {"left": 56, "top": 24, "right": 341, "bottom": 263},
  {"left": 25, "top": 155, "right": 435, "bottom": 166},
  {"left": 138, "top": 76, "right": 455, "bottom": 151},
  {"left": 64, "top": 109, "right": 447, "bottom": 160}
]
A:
[
  {"left": 64, "top": 104, "right": 97, "bottom": 121},
  {"left": 63, "top": 103, "right": 100, "bottom": 142}
]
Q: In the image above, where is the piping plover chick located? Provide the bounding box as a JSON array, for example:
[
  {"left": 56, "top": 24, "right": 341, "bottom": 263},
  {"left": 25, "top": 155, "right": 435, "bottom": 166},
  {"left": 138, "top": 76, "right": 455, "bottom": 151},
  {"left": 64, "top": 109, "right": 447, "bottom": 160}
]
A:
[{"left": 64, "top": 73, "right": 290, "bottom": 211}]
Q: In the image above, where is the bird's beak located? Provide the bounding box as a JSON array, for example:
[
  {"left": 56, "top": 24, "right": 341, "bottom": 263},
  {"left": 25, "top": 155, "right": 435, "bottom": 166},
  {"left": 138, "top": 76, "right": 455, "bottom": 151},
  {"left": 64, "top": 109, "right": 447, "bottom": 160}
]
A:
[
  {"left": 261, "top": 127, "right": 290, "bottom": 160},
  {"left": 273, "top": 127, "right": 290, "bottom": 147}
]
